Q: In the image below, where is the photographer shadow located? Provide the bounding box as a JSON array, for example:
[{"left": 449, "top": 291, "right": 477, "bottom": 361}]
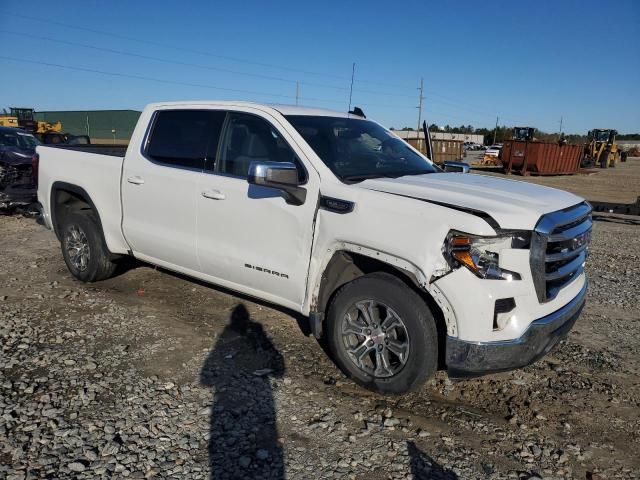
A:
[{"left": 200, "top": 304, "right": 285, "bottom": 479}]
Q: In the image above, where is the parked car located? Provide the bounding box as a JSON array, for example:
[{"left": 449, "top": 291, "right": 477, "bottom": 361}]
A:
[
  {"left": 0, "top": 126, "right": 39, "bottom": 210},
  {"left": 35, "top": 102, "right": 591, "bottom": 393},
  {"left": 464, "top": 142, "right": 485, "bottom": 151},
  {"left": 484, "top": 144, "right": 503, "bottom": 157}
]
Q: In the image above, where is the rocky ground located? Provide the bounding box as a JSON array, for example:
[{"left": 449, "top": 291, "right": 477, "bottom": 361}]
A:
[{"left": 1, "top": 165, "right": 639, "bottom": 479}]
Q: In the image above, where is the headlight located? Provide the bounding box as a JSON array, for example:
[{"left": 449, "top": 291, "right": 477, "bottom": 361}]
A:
[{"left": 443, "top": 232, "right": 523, "bottom": 280}]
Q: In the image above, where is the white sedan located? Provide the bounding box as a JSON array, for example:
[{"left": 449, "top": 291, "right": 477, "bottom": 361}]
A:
[{"left": 484, "top": 145, "right": 502, "bottom": 157}]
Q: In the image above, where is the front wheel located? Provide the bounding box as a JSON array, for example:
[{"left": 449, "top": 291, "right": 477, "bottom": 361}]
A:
[
  {"left": 326, "top": 273, "right": 438, "bottom": 393},
  {"left": 599, "top": 149, "right": 610, "bottom": 168},
  {"left": 60, "top": 210, "right": 117, "bottom": 282}
]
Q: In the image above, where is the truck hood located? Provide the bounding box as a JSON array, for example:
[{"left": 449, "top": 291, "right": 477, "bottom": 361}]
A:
[{"left": 357, "top": 172, "right": 584, "bottom": 230}]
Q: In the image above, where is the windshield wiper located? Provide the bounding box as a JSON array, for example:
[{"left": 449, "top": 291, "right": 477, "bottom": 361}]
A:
[
  {"left": 342, "top": 170, "right": 432, "bottom": 183},
  {"left": 341, "top": 173, "right": 390, "bottom": 183},
  {"left": 387, "top": 170, "right": 433, "bottom": 178}
]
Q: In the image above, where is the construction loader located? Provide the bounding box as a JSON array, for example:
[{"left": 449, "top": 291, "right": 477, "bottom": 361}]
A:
[
  {"left": 0, "top": 108, "right": 66, "bottom": 144},
  {"left": 583, "top": 129, "right": 618, "bottom": 168}
]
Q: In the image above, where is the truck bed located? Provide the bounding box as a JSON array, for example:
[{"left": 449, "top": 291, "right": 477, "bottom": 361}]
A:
[
  {"left": 49, "top": 144, "right": 128, "bottom": 158},
  {"left": 36, "top": 145, "right": 130, "bottom": 255}
]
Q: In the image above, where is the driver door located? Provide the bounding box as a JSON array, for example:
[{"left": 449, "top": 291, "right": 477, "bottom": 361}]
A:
[{"left": 196, "top": 109, "right": 320, "bottom": 310}]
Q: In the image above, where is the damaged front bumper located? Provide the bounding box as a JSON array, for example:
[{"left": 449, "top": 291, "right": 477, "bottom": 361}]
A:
[{"left": 446, "top": 281, "right": 587, "bottom": 377}]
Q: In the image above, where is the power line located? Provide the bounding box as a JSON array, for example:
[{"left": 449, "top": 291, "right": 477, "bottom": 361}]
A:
[
  {"left": 2, "top": 14, "right": 544, "bottom": 126},
  {"left": 0, "top": 29, "right": 423, "bottom": 100},
  {"left": 422, "top": 93, "right": 536, "bottom": 126},
  {"left": 0, "top": 55, "right": 296, "bottom": 100},
  {"left": 3, "top": 12, "right": 418, "bottom": 91},
  {"left": 0, "top": 30, "right": 304, "bottom": 87},
  {"left": 0, "top": 54, "right": 518, "bottom": 127},
  {"left": 3, "top": 14, "right": 534, "bottom": 117},
  {"left": 0, "top": 55, "right": 417, "bottom": 112}
]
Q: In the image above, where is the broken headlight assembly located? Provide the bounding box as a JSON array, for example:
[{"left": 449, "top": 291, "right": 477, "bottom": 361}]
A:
[{"left": 443, "top": 232, "right": 527, "bottom": 280}]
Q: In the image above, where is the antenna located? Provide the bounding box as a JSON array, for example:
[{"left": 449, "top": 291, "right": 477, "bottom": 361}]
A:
[
  {"left": 348, "top": 62, "right": 355, "bottom": 113},
  {"left": 559, "top": 115, "right": 563, "bottom": 134},
  {"left": 295, "top": 81, "right": 300, "bottom": 106}
]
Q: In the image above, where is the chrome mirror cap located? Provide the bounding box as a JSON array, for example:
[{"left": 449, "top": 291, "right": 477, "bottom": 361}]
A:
[
  {"left": 443, "top": 161, "right": 470, "bottom": 173},
  {"left": 247, "top": 161, "right": 306, "bottom": 205}
]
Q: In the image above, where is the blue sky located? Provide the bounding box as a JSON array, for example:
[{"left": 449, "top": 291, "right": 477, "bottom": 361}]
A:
[{"left": 1, "top": 0, "right": 638, "bottom": 133}]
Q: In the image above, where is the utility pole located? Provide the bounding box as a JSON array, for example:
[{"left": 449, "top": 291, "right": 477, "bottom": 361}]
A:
[
  {"left": 416, "top": 77, "right": 424, "bottom": 149},
  {"left": 559, "top": 116, "right": 563, "bottom": 135},
  {"left": 295, "top": 82, "right": 300, "bottom": 106},
  {"left": 492, "top": 116, "right": 499, "bottom": 144}
]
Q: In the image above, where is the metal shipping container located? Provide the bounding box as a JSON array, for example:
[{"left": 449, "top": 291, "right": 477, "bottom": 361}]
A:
[
  {"left": 501, "top": 141, "right": 583, "bottom": 175},
  {"left": 404, "top": 137, "right": 465, "bottom": 164}
]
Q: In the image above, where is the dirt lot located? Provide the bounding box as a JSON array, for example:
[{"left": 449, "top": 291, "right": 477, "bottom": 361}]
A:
[
  {"left": 1, "top": 160, "right": 639, "bottom": 479},
  {"left": 465, "top": 152, "right": 640, "bottom": 205}
]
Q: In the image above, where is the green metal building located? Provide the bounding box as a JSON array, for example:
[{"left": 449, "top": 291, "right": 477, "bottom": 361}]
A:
[{"left": 34, "top": 110, "right": 141, "bottom": 141}]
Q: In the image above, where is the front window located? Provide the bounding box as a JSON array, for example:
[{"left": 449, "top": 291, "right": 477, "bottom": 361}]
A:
[
  {"left": 217, "top": 112, "right": 305, "bottom": 181},
  {"left": 11, "top": 108, "right": 35, "bottom": 121},
  {"left": 595, "top": 130, "right": 610, "bottom": 142},
  {"left": 286, "top": 116, "right": 438, "bottom": 182}
]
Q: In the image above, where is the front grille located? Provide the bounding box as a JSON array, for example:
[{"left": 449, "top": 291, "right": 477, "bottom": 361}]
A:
[{"left": 530, "top": 202, "right": 592, "bottom": 303}]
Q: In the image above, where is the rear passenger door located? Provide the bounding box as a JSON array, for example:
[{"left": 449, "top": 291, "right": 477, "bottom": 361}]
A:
[{"left": 121, "top": 109, "right": 225, "bottom": 271}]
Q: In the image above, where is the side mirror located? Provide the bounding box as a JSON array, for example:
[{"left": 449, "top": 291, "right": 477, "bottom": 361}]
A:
[
  {"left": 443, "top": 160, "right": 470, "bottom": 173},
  {"left": 247, "top": 161, "right": 306, "bottom": 205}
]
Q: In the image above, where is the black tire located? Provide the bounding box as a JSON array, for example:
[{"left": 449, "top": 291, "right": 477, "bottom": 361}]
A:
[
  {"left": 599, "top": 149, "right": 610, "bottom": 168},
  {"left": 325, "top": 273, "right": 438, "bottom": 394},
  {"left": 60, "top": 210, "right": 117, "bottom": 282}
]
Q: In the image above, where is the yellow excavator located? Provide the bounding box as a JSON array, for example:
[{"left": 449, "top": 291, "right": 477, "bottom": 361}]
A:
[
  {"left": 583, "top": 129, "right": 618, "bottom": 168},
  {"left": 0, "top": 107, "right": 66, "bottom": 143}
]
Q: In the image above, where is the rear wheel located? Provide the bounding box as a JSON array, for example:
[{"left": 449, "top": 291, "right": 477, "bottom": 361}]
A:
[
  {"left": 326, "top": 273, "right": 438, "bottom": 393},
  {"left": 60, "top": 211, "right": 117, "bottom": 282}
]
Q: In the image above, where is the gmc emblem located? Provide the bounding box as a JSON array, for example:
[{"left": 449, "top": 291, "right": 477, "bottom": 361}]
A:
[{"left": 572, "top": 230, "right": 591, "bottom": 250}]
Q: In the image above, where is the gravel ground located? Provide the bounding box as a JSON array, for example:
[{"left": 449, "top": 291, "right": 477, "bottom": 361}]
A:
[{"left": 1, "top": 165, "right": 639, "bottom": 479}]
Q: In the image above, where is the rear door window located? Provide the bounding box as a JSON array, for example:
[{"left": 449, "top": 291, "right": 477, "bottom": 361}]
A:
[{"left": 146, "top": 110, "right": 226, "bottom": 170}]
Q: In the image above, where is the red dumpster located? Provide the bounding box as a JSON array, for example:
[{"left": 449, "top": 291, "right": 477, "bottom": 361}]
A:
[{"left": 502, "top": 140, "right": 583, "bottom": 175}]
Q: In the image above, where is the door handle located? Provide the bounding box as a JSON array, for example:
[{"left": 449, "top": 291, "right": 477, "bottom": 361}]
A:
[
  {"left": 127, "top": 176, "right": 145, "bottom": 185},
  {"left": 201, "top": 190, "right": 226, "bottom": 200}
]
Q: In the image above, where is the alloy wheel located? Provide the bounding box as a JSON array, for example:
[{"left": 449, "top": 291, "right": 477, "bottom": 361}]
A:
[
  {"left": 65, "top": 225, "right": 90, "bottom": 272},
  {"left": 340, "top": 300, "right": 410, "bottom": 378}
]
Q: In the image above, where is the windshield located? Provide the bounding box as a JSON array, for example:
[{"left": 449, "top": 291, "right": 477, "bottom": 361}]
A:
[
  {"left": 595, "top": 130, "right": 610, "bottom": 142},
  {"left": 0, "top": 130, "right": 41, "bottom": 149},
  {"left": 286, "top": 115, "right": 438, "bottom": 182}
]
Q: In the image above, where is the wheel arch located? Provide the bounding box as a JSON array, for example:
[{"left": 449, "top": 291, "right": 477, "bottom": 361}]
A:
[
  {"left": 310, "top": 245, "right": 456, "bottom": 367},
  {"left": 50, "top": 182, "right": 108, "bottom": 250}
]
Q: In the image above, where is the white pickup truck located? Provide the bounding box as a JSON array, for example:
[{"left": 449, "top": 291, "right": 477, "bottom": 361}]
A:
[{"left": 35, "top": 101, "right": 591, "bottom": 393}]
